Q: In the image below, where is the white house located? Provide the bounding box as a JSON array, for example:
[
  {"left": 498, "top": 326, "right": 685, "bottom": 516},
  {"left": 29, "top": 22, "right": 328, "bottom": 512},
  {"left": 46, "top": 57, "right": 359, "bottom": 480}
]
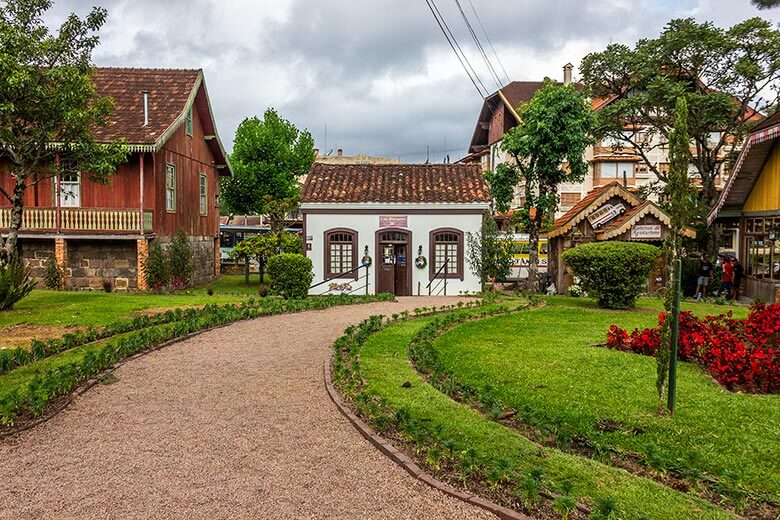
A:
[{"left": 301, "top": 163, "right": 490, "bottom": 296}]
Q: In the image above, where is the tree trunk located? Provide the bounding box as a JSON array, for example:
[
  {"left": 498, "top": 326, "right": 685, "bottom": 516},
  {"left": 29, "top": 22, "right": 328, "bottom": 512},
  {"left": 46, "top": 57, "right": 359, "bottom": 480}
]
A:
[
  {"left": 258, "top": 256, "right": 265, "bottom": 286},
  {"left": 244, "top": 257, "right": 250, "bottom": 286},
  {"left": 527, "top": 219, "right": 540, "bottom": 293},
  {"left": 1, "top": 177, "right": 27, "bottom": 265}
]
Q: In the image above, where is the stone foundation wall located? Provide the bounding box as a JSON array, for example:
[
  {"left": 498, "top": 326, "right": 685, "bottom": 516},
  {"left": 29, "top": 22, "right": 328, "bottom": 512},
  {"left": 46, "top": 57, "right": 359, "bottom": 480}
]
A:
[
  {"left": 19, "top": 239, "right": 56, "bottom": 281},
  {"left": 154, "top": 235, "right": 216, "bottom": 287},
  {"left": 66, "top": 240, "right": 139, "bottom": 291}
]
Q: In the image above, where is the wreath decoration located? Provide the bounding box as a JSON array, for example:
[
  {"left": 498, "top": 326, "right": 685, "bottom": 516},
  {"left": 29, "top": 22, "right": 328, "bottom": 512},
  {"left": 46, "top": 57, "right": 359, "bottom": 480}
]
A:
[{"left": 415, "top": 255, "right": 427, "bottom": 269}]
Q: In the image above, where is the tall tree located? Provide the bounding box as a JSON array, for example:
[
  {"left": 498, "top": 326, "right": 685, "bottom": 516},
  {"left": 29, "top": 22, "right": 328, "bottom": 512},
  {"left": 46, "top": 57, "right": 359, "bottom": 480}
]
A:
[
  {"left": 656, "top": 97, "right": 697, "bottom": 414},
  {"left": 220, "top": 109, "right": 315, "bottom": 251},
  {"left": 580, "top": 18, "right": 780, "bottom": 226},
  {"left": 495, "top": 81, "right": 594, "bottom": 292},
  {"left": 752, "top": 0, "right": 780, "bottom": 9},
  {"left": 0, "top": 0, "right": 128, "bottom": 263},
  {"left": 466, "top": 212, "right": 513, "bottom": 285}
]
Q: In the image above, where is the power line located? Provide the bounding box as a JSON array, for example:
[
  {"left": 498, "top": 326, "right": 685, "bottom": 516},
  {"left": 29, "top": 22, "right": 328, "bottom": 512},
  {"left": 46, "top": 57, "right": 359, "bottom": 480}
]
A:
[
  {"left": 453, "top": 0, "right": 503, "bottom": 91},
  {"left": 466, "top": 0, "right": 511, "bottom": 84},
  {"left": 424, "top": 0, "right": 488, "bottom": 97}
]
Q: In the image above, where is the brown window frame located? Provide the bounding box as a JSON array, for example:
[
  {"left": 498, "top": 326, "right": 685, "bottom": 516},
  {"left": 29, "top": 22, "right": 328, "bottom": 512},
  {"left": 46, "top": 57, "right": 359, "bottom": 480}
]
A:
[
  {"left": 429, "top": 228, "right": 464, "bottom": 281},
  {"left": 325, "top": 228, "right": 359, "bottom": 280}
]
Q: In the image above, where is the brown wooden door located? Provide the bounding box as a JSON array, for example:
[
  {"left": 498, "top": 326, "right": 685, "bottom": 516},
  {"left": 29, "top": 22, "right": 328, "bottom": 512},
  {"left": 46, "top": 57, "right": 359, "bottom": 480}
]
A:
[
  {"left": 393, "top": 244, "right": 410, "bottom": 296},
  {"left": 376, "top": 230, "right": 411, "bottom": 296}
]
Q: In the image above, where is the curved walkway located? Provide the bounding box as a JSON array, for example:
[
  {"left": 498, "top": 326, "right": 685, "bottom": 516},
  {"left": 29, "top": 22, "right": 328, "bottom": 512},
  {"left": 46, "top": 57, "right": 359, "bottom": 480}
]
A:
[{"left": 0, "top": 297, "right": 492, "bottom": 520}]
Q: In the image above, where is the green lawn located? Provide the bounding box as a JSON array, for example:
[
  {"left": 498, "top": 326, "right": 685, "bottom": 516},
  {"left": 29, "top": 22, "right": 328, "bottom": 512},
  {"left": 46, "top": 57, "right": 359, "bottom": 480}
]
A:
[
  {"left": 0, "top": 289, "right": 249, "bottom": 331},
  {"left": 358, "top": 315, "right": 734, "bottom": 519},
  {"left": 429, "top": 297, "right": 777, "bottom": 512}
]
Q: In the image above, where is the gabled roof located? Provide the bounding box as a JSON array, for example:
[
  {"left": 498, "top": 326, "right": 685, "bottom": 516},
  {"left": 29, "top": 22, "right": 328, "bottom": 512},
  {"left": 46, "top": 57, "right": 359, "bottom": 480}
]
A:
[
  {"left": 549, "top": 182, "right": 641, "bottom": 238},
  {"left": 597, "top": 200, "right": 695, "bottom": 240},
  {"left": 709, "top": 112, "right": 780, "bottom": 221},
  {"left": 301, "top": 163, "right": 491, "bottom": 204},
  {"left": 468, "top": 82, "right": 545, "bottom": 152},
  {"left": 90, "top": 68, "right": 232, "bottom": 175}
]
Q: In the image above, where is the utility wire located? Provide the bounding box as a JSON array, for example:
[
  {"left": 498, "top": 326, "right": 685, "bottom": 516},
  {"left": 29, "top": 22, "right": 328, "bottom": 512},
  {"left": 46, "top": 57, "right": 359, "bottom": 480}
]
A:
[
  {"left": 453, "top": 0, "right": 503, "bottom": 91},
  {"left": 466, "top": 0, "right": 511, "bottom": 84},
  {"left": 424, "top": 0, "right": 488, "bottom": 97}
]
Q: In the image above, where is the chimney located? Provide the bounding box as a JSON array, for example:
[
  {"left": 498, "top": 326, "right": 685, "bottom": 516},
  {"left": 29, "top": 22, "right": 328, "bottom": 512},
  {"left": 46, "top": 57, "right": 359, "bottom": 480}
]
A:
[
  {"left": 142, "top": 90, "right": 149, "bottom": 126},
  {"left": 563, "top": 63, "right": 573, "bottom": 86},
  {"left": 337, "top": 148, "right": 343, "bottom": 157}
]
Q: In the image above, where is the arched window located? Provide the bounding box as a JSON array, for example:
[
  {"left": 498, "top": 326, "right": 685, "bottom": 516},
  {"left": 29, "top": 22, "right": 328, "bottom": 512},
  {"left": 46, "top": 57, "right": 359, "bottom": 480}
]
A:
[
  {"left": 429, "top": 228, "right": 464, "bottom": 280},
  {"left": 325, "top": 228, "right": 358, "bottom": 279}
]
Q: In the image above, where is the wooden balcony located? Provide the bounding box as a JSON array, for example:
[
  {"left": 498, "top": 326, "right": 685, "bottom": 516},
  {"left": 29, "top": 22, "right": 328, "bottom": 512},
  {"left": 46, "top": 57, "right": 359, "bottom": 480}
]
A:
[{"left": 0, "top": 208, "right": 153, "bottom": 235}]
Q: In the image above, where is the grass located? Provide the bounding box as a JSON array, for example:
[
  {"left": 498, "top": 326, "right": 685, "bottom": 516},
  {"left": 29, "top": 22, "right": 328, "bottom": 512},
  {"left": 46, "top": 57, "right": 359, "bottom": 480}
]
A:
[
  {"left": 429, "top": 297, "right": 777, "bottom": 512},
  {"left": 358, "top": 314, "right": 735, "bottom": 519},
  {"left": 0, "top": 275, "right": 262, "bottom": 333}
]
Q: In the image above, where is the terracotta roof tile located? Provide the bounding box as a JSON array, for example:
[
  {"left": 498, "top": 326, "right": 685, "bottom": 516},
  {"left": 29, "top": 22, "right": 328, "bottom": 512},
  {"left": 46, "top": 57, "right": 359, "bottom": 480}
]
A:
[
  {"left": 91, "top": 67, "right": 200, "bottom": 144},
  {"left": 752, "top": 110, "right": 780, "bottom": 133},
  {"left": 301, "top": 163, "right": 491, "bottom": 204}
]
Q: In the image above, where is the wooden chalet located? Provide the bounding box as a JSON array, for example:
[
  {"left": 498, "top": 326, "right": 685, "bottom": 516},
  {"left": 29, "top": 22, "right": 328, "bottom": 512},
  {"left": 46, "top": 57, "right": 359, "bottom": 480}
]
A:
[
  {"left": 548, "top": 182, "right": 695, "bottom": 294},
  {"left": 0, "top": 68, "right": 232, "bottom": 291}
]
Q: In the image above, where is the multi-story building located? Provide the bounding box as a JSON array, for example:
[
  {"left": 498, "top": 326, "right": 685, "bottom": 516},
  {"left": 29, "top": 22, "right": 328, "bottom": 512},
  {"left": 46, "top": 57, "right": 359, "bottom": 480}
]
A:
[
  {"left": 460, "top": 64, "right": 738, "bottom": 220},
  {"left": 0, "top": 68, "right": 233, "bottom": 291}
]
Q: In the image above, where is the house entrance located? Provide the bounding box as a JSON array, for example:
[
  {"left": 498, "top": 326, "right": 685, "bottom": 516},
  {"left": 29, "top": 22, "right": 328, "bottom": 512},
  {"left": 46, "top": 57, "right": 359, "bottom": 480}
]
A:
[{"left": 377, "top": 229, "right": 411, "bottom": 296}]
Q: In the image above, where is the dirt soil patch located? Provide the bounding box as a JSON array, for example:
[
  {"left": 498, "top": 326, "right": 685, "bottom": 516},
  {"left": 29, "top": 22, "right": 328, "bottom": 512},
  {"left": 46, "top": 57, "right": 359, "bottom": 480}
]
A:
[{"left": 0, "top": 324, "right": 80, "bottom": 349}]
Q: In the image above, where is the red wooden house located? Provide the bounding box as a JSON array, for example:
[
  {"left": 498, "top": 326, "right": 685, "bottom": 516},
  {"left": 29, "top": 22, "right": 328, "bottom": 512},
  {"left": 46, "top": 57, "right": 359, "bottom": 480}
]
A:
[{"left": 0, "top": 68, "right": 232, "bottom": 291}]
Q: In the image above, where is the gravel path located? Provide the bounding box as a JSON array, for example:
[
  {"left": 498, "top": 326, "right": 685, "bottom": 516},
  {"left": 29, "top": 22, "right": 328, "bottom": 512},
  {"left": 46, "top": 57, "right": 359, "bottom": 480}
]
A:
[{"left": 0, "top": 297, "right": 493, "bottom": 520}]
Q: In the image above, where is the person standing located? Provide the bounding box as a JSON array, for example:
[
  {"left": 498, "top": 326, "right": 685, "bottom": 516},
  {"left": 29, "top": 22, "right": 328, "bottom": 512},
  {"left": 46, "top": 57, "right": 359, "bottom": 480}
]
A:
[
  {"left": 695, "top": 256, "right": 713, "bottom": 300},
  {"left": 719, "top": 256, "right": 734, "bottom": 300},
  {"left": 732, "top": 257, "right": 744, "bottom": 300}
]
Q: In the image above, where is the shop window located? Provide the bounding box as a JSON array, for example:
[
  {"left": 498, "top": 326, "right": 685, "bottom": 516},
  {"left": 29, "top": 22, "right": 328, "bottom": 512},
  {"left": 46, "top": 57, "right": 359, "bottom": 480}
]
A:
[
  {"left": 429, "top": 228, "right": 463, "bottom": 280},
  {"left": 745, "top": 216, "right": 779, "bottom": 280},
  {"left": 325, "top": 228, "right": 358, "bottom": 279}
]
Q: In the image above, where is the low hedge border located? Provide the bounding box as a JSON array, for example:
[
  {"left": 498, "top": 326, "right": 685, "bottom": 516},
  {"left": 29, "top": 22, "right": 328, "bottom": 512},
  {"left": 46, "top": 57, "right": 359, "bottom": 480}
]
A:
[
  {"left": 0, "top": 293, "right": 394, "bottom": 433},
  {"left": 0, "top": 294, "right": 394, "bottom": 375},
  {"left": 332, "top": 305, "right": 736, "bottom": 520}
]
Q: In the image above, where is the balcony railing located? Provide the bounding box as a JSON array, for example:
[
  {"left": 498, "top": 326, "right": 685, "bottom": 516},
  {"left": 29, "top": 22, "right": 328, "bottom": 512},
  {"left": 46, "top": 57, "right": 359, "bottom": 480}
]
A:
[{"left": 0, "top": 208, "right": 153, "bottom": 234}]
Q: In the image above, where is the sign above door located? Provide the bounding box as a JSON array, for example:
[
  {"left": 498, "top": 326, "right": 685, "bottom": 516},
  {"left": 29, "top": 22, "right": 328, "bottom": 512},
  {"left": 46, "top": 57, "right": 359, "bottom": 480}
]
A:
[{"left": 379, "top": 216, "right": 408, "bottom": 228}]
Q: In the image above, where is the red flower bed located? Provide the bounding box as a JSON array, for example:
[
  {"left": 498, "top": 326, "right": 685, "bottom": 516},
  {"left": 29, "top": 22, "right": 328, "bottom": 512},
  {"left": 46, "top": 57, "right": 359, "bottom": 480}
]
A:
[{"left": 606, "top": 303, "right": 780, "bottom": 393}]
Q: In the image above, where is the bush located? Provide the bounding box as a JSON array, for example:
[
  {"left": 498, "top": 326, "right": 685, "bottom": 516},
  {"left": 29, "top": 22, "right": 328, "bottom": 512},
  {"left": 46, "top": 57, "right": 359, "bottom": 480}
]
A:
[
  {"left": 562, "top": 241, "right": 659, "bottom": 309},
  {"left": 169, "top": 229, "right": 193, "bottom": 288},
  {"left": 267, "top": 253, "right": 312, "bottom": 299},
  {"left": 143, "top": 241, "right": 169, "bottom": 291},
  {"left": 102, "top": 279, "right": 113, "bottom": 293},
  {"left": 42, "top": 253, "right": 63, "bottom": 290},
  {"left": 0, "top": 255, "right": 36, "bottom": 311},
  {"left": 607, "top": 303, "right": 780, "bottom": 393}
]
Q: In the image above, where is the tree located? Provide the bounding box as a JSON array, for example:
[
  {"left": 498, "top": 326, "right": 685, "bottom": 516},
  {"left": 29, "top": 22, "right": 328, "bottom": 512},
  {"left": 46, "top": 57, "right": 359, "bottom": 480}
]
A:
[
  {"left": 656, "top": 97, "right": 698, "bottom": 414},
  {"left": 580, "top": 17, "right": 780, "bottom": 242},
  {"left": 495, "top": 81, "right": 594, "bottom": 292},
  {"left": 220, "top": 109, "right": 315, "bottom": 251},
  {"left": 0, "top": 0, "right": 128, "bottom": 264},
  {"left": 752, "top": 0, "right": 780, "bottom": 9},
  {"left": 231, "top": 232, "right": 302, "bottom": 285},
  {"left": 466, "top": 212, "right": 513, "bottom": 285}
]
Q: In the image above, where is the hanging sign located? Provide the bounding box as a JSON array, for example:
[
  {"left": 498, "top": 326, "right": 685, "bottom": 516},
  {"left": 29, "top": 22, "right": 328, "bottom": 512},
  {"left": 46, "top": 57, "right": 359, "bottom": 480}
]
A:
[
  {"left": 630, "top": 224, "right": 662, "bottom": 240},
  {"left": 379, "top": 216, "right": 408, "bottom": 228}
]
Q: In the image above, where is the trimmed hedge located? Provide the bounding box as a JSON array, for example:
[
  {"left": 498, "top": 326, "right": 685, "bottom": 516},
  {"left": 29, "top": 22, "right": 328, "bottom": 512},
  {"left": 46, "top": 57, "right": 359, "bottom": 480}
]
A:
[
  {"left": 0, "top": 293, "right": 394, "bottom": 427},
  {"left": 562, "top": 241, "right": 659, "bottom": 309},
  {"left": 267, "top": 253, "right": 313, "bottom": 299}
]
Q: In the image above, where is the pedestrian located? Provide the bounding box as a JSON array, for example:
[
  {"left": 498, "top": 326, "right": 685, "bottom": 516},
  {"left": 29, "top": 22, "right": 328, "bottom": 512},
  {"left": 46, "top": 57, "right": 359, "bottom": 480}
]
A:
[
  {"left": 718, "top": 255, "right": 734, "bottom": 300},
  {"left": 695, "top": 256, "right": 712, "bottom": 300},
  {"left": 732, "top": 257, "right": 743, "bottom": 300}
]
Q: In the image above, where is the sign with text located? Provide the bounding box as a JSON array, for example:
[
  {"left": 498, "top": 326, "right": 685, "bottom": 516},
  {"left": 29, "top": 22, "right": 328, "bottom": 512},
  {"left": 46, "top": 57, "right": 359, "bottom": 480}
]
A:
[
  {"left": 379, "top": 216, "right": 408, "bottom": 228},
  {"left": 630, "top": 224, "right": 662, "bottom": 240}
]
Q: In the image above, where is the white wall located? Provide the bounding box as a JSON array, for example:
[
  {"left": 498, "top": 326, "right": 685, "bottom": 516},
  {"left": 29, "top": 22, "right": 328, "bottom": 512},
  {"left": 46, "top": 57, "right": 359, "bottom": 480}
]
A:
[{"left": 304, "top": 210, "right": 484, "bottom": 296}]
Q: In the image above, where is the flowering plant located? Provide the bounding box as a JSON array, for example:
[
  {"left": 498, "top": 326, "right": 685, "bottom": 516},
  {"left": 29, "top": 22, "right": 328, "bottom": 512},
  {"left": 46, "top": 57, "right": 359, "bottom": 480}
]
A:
[{"left": 606, "top": 303, "right": 779, "bottom": 394}]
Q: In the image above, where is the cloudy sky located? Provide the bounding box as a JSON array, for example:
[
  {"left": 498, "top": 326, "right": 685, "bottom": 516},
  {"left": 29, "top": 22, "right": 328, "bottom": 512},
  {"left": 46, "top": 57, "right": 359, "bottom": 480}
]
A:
[{"left": 48, "top": 0, "right": 780, "bottom": 163}]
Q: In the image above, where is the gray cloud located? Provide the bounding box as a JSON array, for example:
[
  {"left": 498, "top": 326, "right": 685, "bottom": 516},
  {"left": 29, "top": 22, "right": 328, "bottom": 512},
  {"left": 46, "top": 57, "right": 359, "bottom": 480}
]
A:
[{"left": 47, "top": 0, "right": 780, "bottom": 163}]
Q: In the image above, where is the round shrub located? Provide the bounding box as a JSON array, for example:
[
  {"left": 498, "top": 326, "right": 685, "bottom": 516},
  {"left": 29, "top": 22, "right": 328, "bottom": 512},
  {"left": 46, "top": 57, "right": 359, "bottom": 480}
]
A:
[
  {"left": 267, "top": 253, "right": 313, "bottom": 299},
  {"left": 562, "top": 241, "right": 660, "bottom": 309}
]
